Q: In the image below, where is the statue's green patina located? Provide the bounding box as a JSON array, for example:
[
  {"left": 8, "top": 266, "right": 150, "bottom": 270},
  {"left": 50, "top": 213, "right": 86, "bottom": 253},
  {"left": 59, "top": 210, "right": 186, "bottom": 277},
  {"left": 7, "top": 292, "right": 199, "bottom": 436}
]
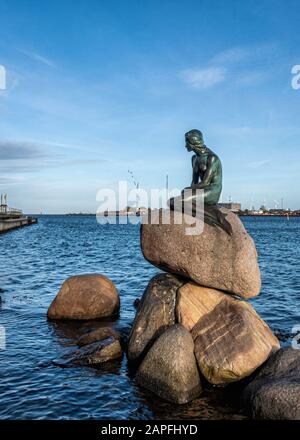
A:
[{"left": 168, "top": 129, "right": 232, "bottom": 235}]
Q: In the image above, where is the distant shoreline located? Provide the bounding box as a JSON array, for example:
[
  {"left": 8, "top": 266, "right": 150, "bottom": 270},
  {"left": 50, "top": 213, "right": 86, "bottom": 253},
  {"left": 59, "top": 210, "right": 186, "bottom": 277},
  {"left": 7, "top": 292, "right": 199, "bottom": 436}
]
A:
[
  {"left": 239, "top": 213, "right": 299, "bottom": 217},
  {"left": 33, "top": 212, "right": 300, "bottom": 217}
]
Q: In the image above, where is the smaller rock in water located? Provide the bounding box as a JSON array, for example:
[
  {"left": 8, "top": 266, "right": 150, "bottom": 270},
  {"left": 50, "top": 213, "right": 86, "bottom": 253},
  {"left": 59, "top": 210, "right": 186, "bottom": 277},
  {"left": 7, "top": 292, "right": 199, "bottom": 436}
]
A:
[
  {"left": 136, "top": 324, "right": 202, "bottom": 404},
  {"left": 54, "top": 336, "right": 122, "bottom": 366},
  {"left": 186, "top": 284, "right": 280, "bottom": 385},
  {"left": 127, "top": 273, "right": 184, "bottom": 363},
  {"left": 77, "top": 327, "right": 121, "bottom": 347},
  {"left": 47, "top": 274, "right": 120, "bottom": 320},
  {"left": 243, "top": 347, "right": 300, "bottom": 420}
]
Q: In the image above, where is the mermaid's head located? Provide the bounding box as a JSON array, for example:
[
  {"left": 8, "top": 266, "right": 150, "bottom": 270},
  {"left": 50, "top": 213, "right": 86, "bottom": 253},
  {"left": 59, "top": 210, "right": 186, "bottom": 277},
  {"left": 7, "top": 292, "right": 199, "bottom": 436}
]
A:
[{"left": 185, "top": 129, "right": 206, "bottom": 153}]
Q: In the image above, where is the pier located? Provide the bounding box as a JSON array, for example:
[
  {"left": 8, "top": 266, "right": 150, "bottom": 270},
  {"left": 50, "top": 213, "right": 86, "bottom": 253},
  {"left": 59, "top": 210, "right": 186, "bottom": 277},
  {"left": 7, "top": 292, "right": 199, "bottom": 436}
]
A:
[{"left": 0, "top": 194, "right": 38, "bottom": 234}]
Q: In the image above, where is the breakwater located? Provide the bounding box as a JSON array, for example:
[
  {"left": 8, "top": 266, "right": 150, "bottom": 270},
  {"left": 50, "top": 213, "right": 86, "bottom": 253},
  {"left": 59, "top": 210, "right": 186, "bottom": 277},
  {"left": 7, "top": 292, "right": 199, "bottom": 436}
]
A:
[{"left": 0, "top": 216, "right": 37, "bottom": 234}]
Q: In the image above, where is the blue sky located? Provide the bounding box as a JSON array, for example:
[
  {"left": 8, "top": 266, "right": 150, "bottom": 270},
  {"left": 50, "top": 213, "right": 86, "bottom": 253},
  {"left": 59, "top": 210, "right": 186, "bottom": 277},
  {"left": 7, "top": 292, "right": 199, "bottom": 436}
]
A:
[{"left": 0, "top": 0, "right": 300, "bottom": 213}]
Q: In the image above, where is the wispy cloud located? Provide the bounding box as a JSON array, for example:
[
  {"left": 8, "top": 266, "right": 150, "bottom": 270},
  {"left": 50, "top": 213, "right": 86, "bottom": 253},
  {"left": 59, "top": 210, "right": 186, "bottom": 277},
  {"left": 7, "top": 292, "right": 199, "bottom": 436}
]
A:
[
  {"left": 236, "top": 71, "right": 267, "bottom": 86},
  {"left": 211, "top": 47, "right": 251, "bottom": 64},
  {"left": 211, "top": 44, "right": 277, "bottom": 66},
  {"left": 248, "top": 160, "right": 271, "bottom": 169},
  {"left": 180, "top": 44, "right": 276, "bottom": 90},
  {"left": 0, "top": 140, "right": 46, "bottom": 160},
  {"left": 180, "top": 67, "right": 227, "bottom": 89},
  {"left": 19, "top": 49, "right": 55, "bottom": 68},
  {"left": 0, "top": 139, "right": 106, "bottom": 176},
  {"left": 0, "top": 176, "right": 25, "bottom": 185}
]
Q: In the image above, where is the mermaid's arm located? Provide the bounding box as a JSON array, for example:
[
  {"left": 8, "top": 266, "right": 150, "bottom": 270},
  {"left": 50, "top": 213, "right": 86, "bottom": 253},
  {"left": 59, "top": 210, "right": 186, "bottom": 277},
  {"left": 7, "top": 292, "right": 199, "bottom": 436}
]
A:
[
  {"left": 191, "top": 154, "right": 199, "bottom": 185},
  {"left": 191, "top": 156, "right": 214, "bottom": 189}
]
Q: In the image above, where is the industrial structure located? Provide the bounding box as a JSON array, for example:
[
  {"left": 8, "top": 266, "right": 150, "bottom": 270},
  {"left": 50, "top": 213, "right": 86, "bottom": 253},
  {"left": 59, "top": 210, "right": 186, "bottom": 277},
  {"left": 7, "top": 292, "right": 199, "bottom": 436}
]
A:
[{"left": 218, "top": 202, "right": 242, "bottom": 213}]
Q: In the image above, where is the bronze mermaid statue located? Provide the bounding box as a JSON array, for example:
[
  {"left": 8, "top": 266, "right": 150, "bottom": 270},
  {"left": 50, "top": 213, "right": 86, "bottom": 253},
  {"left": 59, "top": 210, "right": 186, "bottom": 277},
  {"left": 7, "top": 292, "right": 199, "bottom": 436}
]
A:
[{"left": 168, "top": 129, "right": 232, "bottom": 235}]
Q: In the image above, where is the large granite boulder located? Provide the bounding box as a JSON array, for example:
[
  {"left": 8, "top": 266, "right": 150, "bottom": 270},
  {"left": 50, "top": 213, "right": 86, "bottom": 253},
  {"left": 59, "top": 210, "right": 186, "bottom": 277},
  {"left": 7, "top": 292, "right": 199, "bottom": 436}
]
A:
[
  {"left": 47, "top": 274, "right": 120, "bottom": 320},
  {"left": 141, "top": 209, "right": 260, "bottom": 298},
  {"left": 127, "top": 273, "right": 184, "bottom": 362},
  {"left": 136, "top": 324, "right": 202, "bottom": 404},
  {"left": 242, "top": 347, "right": 300, "bottom": 420},
  {"left": 176, "top": 282, "right": 227, "bottom": 331},
  {"left": 177, "top": 283, "right": 280, "bottom": 385}
]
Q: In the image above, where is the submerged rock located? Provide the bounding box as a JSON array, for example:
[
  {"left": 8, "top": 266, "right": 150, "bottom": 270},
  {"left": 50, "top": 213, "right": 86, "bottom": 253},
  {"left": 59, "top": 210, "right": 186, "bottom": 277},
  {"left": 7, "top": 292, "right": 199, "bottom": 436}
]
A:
[
  {"left": 127, "top": 273, "right": 184, "bottom": 363},
  {"left": 77, "top": 327, "right": 121, "bottom": 347},
  {"left": 141, "top": 209, "right": 261, "bottom": 298},
  {"left": 182, "top": 283, "right": 280, "bottom": 385},
  {"left": 133, "top": 298, "right": 140, "bottom": 310},
  {"left": 243, "top": 347, "right": 300, "bottom": 420},
  {"left": 47, "top": 274, "right": 120, "bottom": 320},
  {"left": 54, "top": 336, "right": 122, "bottom": 366},
  {"left": 136, "top": 324, "right": 202, "bottom": 404}
]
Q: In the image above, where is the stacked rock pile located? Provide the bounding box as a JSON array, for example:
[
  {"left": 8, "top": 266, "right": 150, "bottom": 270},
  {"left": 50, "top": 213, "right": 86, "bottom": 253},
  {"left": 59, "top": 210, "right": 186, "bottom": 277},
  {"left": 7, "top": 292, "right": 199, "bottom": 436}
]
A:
[
  {"left": 127, "top": 209, "right": 284, "bottom": 410},
  {"left": 45, "top": 210, "right": 300, "bottom": 419}
]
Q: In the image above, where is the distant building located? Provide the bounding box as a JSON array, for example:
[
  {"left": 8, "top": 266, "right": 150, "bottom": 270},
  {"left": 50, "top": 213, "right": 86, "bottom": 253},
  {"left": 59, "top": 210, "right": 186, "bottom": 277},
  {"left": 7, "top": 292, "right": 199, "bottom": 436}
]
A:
[
  {"left": 218, "top": 202, "right": 241, "bottom": 212},
  {"left": 0, "top": 193, "right": 23, "bottom": 216}
]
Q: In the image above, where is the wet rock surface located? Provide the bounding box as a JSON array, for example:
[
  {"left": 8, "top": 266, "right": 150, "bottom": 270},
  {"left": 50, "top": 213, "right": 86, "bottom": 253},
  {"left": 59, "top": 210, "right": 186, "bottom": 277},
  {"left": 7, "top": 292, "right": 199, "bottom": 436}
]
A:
[
  {"left": 136, "top": 325, "right": 202, "bottom": 404},
  {"left": 53, "top": 336, "right": 122, "bottom": 367},
  {"left": 127, "top": 273, "right": 184, "bottom": 362},
  {"left": 242, "top": 347, "right": 300, "bottom": 420},
  {"left": 77, "top": 327, "right": 121, "bottom": 347}
]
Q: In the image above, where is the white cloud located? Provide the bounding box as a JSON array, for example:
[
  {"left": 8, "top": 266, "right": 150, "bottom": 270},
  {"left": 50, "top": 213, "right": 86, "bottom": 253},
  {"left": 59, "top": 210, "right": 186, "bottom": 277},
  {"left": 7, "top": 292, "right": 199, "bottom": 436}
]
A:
[{"left": 180, "top": 67, "right": 227, "bottom": 89}]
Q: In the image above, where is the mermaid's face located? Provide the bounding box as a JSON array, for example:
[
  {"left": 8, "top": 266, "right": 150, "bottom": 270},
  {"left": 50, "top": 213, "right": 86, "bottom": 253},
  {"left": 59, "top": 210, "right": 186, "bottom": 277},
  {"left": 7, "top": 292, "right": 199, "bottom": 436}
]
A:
[{"left": 185, "top": 139, "right": 193, "bottom": 152}]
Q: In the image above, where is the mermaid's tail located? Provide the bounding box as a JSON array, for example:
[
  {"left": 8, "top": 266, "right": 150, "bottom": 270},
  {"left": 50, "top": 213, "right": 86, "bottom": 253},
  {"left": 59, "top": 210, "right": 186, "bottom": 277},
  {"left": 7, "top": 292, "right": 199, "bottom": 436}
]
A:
[
  {"left": 168, "top": 197, "right": 233, "bottom": 235},
  {"left": 201, "top": 205, "right": 233, "bottom": 236}
]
